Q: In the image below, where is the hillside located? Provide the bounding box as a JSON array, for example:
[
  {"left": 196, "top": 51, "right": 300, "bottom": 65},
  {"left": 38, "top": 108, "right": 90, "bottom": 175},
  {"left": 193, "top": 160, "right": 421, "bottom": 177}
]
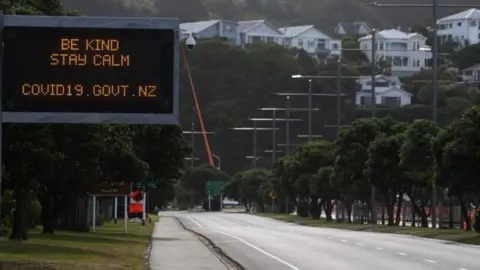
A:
[{"left": 63, "top": 0, "right": 480, "bottom": 32}]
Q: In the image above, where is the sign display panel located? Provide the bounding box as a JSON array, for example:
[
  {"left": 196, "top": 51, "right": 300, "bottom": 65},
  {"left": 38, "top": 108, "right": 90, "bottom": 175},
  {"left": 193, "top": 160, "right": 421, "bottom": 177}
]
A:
[{"left": 2, "top": 26, "right": 174, "bottom": 114}]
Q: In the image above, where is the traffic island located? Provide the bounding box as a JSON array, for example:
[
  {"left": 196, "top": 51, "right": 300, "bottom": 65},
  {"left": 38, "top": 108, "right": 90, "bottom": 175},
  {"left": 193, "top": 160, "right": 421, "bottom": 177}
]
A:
[
  {"left": 0, "top": 215, "right": 159, "bottom": 269},
  {"left": 255, "top": 213, "right": 480, "bottom": 245}
]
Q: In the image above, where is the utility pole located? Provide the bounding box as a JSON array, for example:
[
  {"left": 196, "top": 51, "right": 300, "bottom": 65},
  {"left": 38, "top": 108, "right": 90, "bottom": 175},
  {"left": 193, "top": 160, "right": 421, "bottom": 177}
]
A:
[
  {"left": 272, "top": 109, "right": 276, "bottom": 162},
  {"left": 431, "top": 0, "right": 439, "bottom": 230},
  {"left": 336, "top": 59, "right": 342, "bottom": 138},
  {"left": 190, "top": 122, "right": 195, "bottom": 168},
  {"left": 370, "top": 28, "right": 377, "bottom": 225},
  {"left": 286, "top": 96, "right": 290, "bottom": 155},
  {"left": 308, "top": 79, "right": 312, "bottom": 141}
]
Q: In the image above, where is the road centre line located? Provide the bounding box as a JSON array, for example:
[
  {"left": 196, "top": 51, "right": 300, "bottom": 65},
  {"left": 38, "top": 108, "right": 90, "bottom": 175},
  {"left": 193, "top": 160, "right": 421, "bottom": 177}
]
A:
[
  {"left": 397, "top": 252, "right": 407, "bottom": 256},
  {"left": 424, "top": 259, "right": 436, "bottom": 263},
  {"left": 187, "top": 216, "right": 300, "bottom": 270}
]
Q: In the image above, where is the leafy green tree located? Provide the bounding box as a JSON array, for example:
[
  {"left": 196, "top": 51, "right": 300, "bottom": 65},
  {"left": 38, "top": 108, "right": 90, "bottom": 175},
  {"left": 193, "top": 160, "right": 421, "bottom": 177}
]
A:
[
  {"left": 399, "top": 119, "right": 440, "bottom": 227},
  {"left": 432, "top": 106, "right": 480, "bottom": 230},
  {"left": 365, "top": 119, "right": 407, "bottom": 225}
]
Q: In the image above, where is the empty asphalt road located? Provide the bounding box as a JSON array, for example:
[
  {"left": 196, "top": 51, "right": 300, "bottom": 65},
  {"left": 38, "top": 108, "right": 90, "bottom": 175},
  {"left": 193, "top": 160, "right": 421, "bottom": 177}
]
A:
[{"left": 170, "top": 212, "right": 480, "bottom": 270}]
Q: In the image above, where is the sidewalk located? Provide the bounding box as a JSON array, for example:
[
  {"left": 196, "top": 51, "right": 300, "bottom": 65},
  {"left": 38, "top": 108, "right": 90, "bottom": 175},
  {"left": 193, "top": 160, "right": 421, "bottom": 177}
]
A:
[{"left": 149, "top": 216, "right": 228, "bottom": 270}]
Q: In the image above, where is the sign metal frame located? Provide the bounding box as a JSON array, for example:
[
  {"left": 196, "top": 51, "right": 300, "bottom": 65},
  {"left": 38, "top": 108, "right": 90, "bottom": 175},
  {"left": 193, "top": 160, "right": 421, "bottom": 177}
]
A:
[{"left": 0, "top": 15, "right": 180, "bottom": 125}]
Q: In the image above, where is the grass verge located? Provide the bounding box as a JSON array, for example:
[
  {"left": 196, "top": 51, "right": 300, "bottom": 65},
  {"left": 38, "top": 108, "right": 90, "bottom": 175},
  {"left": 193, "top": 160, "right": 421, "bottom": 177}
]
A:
[
  {"left": 0, "top": 214, "right": 159, "bottom": 270},
  {"left": 256, "top": 213, "right": 480, "bottom": 245}
]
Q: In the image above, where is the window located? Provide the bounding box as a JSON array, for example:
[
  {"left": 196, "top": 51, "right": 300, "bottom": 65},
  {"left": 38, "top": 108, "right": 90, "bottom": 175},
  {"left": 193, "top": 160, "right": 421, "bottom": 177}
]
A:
[
  {"left": 307, "top": 40, "right": 315, "bottom": 47},
  {"left": 381, "top": 96, "right": 401, "bottom": 106},
  {"left": 266, "top": 37, "right": 275, "bottom": 43},
  {"left": 360, "top": 96, "right": 372, "bottom": 105},
  {"left": 379, "top": 42, "right": 384, "bottom": 50},
  {"left": 457, "top": 22, "right": 462, "bottom": 27},
  {"left": 375, "top": 81, "right": 390, "bottom": 87},
  {"left": 333, "top": 43, "right": 339, "bottom": 49},
  {"left": 364, "top": 43, "right": 368, "bottom": 49},
  {"left": 393, "top": 56, "right": 402, "bottom": 66},
  {"left": 298, "top": 38, "right": 304, "bottom": 46},
  {"left": 449, "top": 23, "right": 452, "bottom": 28},
  {"left": 317, "top": 39, "right": 326, "bottom": 49},
  {"left": 284, "top": 38, "right": 291, "bottom": 46},
  {"left": 478, "top": 33, "right": 480, "bottom": 39},
  {"left": 471, "top": 21, "right": 477, "bottom": 27}
]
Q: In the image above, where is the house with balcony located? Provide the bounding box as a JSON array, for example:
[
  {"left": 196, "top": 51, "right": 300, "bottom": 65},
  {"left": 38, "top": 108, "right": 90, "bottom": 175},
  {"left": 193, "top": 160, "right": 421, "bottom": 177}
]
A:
[
  {"left": 278, "top": 25, "right": 341, "bottom": 58},
  {"left": 334, "top": 22, "right": 371, "bottom": 37},
  {"left": 238, "top": 20, "right": 284, "bottom": 46},
  {"left": 180, "top": 20, "right": 239, "bottom": 44},
  {"left": 437, "top": 8, "right": 480, "bottom": 47},
  {"left": 356, "top": 75, "right": 412, "bottom": 106},
  {"left": 358, "top": 29, "right": 431, "bottom": 77}
]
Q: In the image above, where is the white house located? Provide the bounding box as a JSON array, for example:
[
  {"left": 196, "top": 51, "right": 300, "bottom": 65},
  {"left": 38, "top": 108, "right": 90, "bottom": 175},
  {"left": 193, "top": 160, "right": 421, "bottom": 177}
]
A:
[
  {"left": 356, "top": 75, "right": 412, "bottom": 106},
  {"left": 358, "top": 29, "right": 432, "bottom": 77},
  {"left": 334, "top": 22, "right": 371, "bottom": 37},
  {"left": 437, "top": 8, "right": 480, "bottom": 46},
  {"left": 238, "top": 20, "right": 284, "bottom": 46},
  {"left": 461, "top": 63, "right": 480, "bottom": 82},
  {"left": 180, "top": 20, "right": 239, "bottom": 45},
  {"left": 278, "top": 25, "right": 341, "bottom": 57}
]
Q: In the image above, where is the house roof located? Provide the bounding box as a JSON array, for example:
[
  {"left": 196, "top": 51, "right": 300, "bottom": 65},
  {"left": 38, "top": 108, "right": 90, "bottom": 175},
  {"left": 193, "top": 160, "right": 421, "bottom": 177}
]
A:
[
  {"left": 180, "top": 20, "right": 219, "bottom": 33},
  {"left": 462, "top": 63, "right": 480, "bottom": 71},
  {"left": 278, "top": 25, "right": 332, "bottom": 39},
  {"left": 358, "top": 75, "right": 401, "bottom": 84},
  {"left": 380, "top": 87, "right": 413, "bottom": 96},
  {"left": 335, "top": 22, "right": 370, "bottom": 35},
  {"left": 238, "top": 20, "right": 283, "bottom": 35},
  {"left": 358, "top": 29, "right": 426, "bottom": 41},
  {"left": 438, "top": 8, "right": 480, "bottom": 22}
]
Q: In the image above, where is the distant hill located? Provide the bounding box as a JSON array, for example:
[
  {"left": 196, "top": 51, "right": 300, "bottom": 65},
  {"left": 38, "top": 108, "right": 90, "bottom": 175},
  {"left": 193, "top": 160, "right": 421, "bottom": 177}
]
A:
[{"left": 63, "top": 0, "right": 480, "bottom": 33}]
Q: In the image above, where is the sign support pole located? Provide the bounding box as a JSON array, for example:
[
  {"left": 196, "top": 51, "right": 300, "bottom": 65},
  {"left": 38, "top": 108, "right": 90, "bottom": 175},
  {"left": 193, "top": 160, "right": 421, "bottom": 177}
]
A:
[
  {"left": 0, "top": 11, "right": 5, "bottom": 236},
  {"left": 124, "top": 195, "right": 128, "bottom": 234},
  {"left": 220, "top": 193, "right": 223, "bottom": 211},
  {"left": 143, "top": 191, "right": 147, "bottom": 223},
  {"left": 92, "top": 195, "right": 96, "bottom": 232},
  {"left": 208, "top": 194, "right": 211, "bottom": 211},
  {"left": 114, "top": 196, "right": 118, "bottom": 224}
]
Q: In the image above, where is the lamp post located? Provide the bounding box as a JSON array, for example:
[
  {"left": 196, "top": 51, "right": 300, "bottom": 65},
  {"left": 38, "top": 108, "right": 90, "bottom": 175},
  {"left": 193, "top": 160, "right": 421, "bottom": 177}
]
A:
[
  {"left": 231, "top": 126, "right": 279, "bottom": 169},
  {"left": 248, "top": 117, "right": 303, "bottom": 162},
  {"left": 182, "top": 126, "right": 215, "bottom": 168},
  {"left": 366, "top": 0, "right": 480, "bottom": 232},
  {"left": 212, "top": 155, "right": 221, "bottom": 170},
  {"left": 258, "top": 107, "right": 317, "bottom": 163}
]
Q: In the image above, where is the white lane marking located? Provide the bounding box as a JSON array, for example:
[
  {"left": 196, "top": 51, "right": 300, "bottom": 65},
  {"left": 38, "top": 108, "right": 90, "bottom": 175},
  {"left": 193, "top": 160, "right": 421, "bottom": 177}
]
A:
[
  {"left": 397, "top": 252, "right": 407, "bottom": 256},
  {"left": 341, "top": 239, "right": 348, "bottom": 243},
  {"left": 375, "top": 247, "right": 383, "bottom": 250},
  {"left": 208, "top": 229, "right": 300, "bottom": 270},
  {"left": 424, "top": 259, "right": 436, "bottom": 263},
  {"left": 327, "top": 236, "right": 333, "bottom": 239},
  {"left": 459, "top": 268, "right": 468, "bottom": 270},
  {"left": 356, "top": 243, "right": 364, "bottom": 246},
  {"left": 187, "top": 216, "right": 204, "bottom": 228}
]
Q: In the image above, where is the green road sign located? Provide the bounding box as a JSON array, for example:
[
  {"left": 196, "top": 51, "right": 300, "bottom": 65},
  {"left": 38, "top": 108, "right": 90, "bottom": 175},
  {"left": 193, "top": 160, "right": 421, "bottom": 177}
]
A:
[
  {"left": 206, "top": 181, "right": 224, "bottom": 196},
  {"left": 136, "top": 179, "right": 157, "bottom": 189}
]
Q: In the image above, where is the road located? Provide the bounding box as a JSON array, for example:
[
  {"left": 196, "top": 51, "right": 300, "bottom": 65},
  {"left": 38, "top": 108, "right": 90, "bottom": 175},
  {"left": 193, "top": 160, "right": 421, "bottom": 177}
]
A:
[{"left": 171, "top": 211, "right": 480, "bottom": 270}]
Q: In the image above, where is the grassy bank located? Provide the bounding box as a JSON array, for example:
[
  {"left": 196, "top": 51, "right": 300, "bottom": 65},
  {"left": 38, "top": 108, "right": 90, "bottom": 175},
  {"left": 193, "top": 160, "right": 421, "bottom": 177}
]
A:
[
  {"left": 256, "top": 213, "right": 480, "bottom": 245},
  {"left": 0, "top": 215, "right": 159, "bottom": 270}
]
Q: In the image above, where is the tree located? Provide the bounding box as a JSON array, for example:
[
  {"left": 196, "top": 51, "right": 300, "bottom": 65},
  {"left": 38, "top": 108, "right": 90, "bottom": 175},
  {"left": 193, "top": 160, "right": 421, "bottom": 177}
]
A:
[
  {"left": 432, "top": 106, "right": 480, "bottom": 230},
  {"left": 399, "top": 119, "right": 440, "bottom": 227},
  {"left": 365, "top": 119, "right": 407, "bottom": 225}
]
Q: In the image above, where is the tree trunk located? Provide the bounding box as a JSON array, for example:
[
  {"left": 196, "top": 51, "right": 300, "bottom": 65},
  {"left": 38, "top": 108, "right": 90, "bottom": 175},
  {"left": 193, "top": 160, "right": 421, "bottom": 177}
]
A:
[
  {"left": 458, "top": 196, "right": 471, "bottom": 231},
  {"left": 40, "top": 192, "right": 56, "bottom": 234},
  {"left": 395, "top": 194, "right": 403, "bottom": 225},
  {"left": 345, "top": 200, "right": 353, "bottom": 223},
  {"left": 383, "top": 190, "right": 395, "bottom": 226},
  {"left": 9, "top": 184, "right": 28, "bottom": 241},
  {"left": 407, "top": 192, "right": 428, "bottom": 227},
  {"left": 310, "top": 196, "right": 320, "bottom": 219},
  {"left": 323, "top": 199, "right": 333, "bottom": 221}
]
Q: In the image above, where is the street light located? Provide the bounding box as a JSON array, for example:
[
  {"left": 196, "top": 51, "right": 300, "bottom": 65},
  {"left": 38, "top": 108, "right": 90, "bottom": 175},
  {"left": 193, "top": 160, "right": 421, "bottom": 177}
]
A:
[
  {"left": 231, "top": 125, "right": 279, "bottom": 168},
  {"left": 363, "top": 0, "right": 480, "bottom": 232},
  {"left": 212, "top": 154, "right": 221, "bottom": 170},
  {"left": 248, "top": 117, "right": 302, "bottom": 163},
  {"left": 183, "top": 123, "right": 215, "bottom": 168}
]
